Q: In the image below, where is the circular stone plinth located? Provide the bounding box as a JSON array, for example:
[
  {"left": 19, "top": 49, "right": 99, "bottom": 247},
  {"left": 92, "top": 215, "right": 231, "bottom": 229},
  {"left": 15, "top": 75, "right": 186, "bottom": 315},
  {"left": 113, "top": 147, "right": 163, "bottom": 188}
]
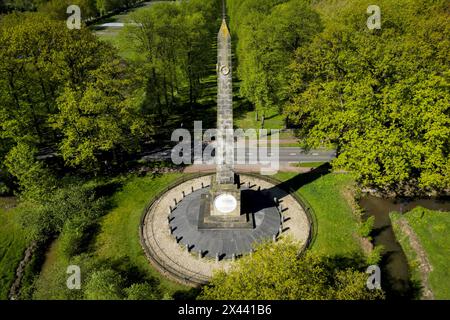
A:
[
  {"left": 141, "top": 174, "right": 311, "bottom": 286},
  {"left": 169, "top": 186, "right": 281, "bottom": 259}
]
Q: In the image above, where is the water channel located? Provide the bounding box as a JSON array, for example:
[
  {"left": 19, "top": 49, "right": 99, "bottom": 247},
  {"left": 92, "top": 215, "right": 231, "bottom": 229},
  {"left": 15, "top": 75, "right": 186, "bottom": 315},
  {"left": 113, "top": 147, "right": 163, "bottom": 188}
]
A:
[{"left": 359, "top": 195, "right": 450, "bottom": 298}]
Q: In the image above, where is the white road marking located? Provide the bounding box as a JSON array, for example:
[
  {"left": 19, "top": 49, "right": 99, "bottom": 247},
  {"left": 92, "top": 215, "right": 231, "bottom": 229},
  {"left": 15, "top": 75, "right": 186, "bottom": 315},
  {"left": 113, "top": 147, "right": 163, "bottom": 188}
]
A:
[{"left": 99, "top": 23, "right": 124, "bottom": 27}]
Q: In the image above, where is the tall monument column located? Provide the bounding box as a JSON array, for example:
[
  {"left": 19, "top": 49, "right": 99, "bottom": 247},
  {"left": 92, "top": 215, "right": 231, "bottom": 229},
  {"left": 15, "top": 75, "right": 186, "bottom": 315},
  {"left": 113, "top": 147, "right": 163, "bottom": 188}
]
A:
[
  {"left": 198, "top": 11, "right": 253, "bottom": 229},
  {"left": 216, "top": 18, "right": 234, "bottom": 185}
]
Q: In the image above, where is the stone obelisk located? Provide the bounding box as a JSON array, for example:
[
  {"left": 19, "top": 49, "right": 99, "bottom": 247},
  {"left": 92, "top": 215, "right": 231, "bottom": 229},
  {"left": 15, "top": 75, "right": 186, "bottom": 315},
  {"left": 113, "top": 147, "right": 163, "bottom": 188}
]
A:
[
  {"left": 198, "top": 8, "right": 253, "bottom": 229},
  {"left": 208, "top": 15, "right": 241, "bottom": 218},
  {"left": 215, "top": 18, "right": 234, "bottom": 185}
]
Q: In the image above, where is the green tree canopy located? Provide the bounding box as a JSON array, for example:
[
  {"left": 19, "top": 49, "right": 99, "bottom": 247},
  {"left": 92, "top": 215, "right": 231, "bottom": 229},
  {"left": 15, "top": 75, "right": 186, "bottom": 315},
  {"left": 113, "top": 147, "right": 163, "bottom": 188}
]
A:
[
  {"left": 85, "top": 269, "right": 126, "bottom": 300},
  {"left": 122, "top": 0, "right": 218, "bottom": 125},
  {"left": 226, "top": 0, "right": 322, "bottom": 121},
  {"left": 286, "top": 0, "right": 449, "bottom": 195},
  {"left": 199, "top": 239, "right": 384, "bottom": 300},
  {"left": 0, "top": 12, "right": 149, "bottom": 172}
]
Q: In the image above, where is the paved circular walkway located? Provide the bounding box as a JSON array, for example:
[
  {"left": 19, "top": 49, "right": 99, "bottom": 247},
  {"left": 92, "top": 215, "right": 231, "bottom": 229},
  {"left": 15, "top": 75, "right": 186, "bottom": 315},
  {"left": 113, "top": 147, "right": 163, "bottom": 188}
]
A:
[{"left": 141, "top": 174, "right": 310, "bottom": 286}]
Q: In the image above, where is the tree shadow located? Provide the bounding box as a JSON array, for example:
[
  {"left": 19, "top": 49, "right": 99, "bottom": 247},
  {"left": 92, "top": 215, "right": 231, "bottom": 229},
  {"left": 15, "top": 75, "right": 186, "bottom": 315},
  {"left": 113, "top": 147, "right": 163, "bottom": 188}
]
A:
[
  {"left": 263, "top": 113, "right": 279, "bottom": 121},
  {"left": 109, "top": 256, "right": 160, "bottom": 289},
  {"left": 370, "top": 225, "right": 391, "bottom": 239},
  {"left": 173, "top": 287, "right": 202, "bottom": 300},
  {"left": 75, "top": 223, "right": 101, "bottom": 256},
  {"left": 266, "top": 163, "right": 332, "bottom": 201},
  {"left": 319, "top": 252, "right": 368, "bottom": 271},
  {"left": 233, "top": 96, "right": 253, "bottom": 123},
  {"left": 94, "top": 181, "right": 124, "bottom": 199}
]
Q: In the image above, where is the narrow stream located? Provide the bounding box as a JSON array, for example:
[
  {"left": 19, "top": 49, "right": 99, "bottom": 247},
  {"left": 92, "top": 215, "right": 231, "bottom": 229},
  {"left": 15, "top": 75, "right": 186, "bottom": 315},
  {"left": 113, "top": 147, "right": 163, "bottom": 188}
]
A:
[{"left": 359, "top": 195, "right": 450, "bottom": 298}]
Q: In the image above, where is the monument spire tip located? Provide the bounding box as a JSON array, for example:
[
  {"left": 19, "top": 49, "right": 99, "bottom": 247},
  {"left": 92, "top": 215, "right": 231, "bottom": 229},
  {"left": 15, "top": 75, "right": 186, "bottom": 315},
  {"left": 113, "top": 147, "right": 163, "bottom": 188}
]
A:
[{"left": 219, "top": 18, "right": 230, "bottom": 37}]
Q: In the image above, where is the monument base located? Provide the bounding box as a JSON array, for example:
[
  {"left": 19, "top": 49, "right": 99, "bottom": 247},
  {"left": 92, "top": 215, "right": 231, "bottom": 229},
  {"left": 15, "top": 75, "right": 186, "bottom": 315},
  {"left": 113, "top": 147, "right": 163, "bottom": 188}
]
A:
[
  {"left": 198, "top": 193, "right": 254, "bottom": 230},
  {"left": 209, "top": 175, "right": 241, "bottom": 216},
  {"left": 199, "top": 176, "right": 253, "bottom": 230}
]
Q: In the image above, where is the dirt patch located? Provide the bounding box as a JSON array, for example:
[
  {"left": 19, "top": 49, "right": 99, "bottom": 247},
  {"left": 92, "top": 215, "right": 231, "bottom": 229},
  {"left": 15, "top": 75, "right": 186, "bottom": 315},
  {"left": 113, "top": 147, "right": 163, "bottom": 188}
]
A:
[
  {"left": 353, "top": 233, "right": 373, "bottom": 255},
  {"left": 342, "top": 187, "right": 374, "bottom": 256}
]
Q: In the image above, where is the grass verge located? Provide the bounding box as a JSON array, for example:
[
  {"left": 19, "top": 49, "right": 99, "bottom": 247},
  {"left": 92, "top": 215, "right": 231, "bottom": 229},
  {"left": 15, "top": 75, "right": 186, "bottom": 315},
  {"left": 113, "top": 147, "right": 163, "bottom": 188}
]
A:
[
  {"left": 0, "top": 198, "right": 29, "bottom": 300},
  {"left": 33, "top": 173, "right": 189, "bottom": 299},
  {"left": 391, "top": 207, "right": 450, "bottom": 299},
  {"left": 293, "top": 162, "right": 327, "bottom": 168},
  {"left": 274, "top": 172, "right": 362, "bottom": 256}
]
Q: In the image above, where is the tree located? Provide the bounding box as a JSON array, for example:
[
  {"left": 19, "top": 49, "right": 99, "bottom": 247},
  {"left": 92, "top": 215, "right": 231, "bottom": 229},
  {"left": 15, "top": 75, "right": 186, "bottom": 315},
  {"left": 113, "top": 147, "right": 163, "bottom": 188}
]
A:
[
  {"left": 125, "top": 283, "right": 159, "bottom": 300},
  {"left": 123, "top": 0, "right": 217, "bottom": 125},
  {"left": 4, "top": 142, "right": 56, "bottom": 202},
  {"left": 13, "top": 178, "right": 106, "bottom": 241},
  {"left": 51, "top": 58, "right": 148, "bottom": 170},
  {"left": 85, "top": 269, "right": 126, "bottom": 300},
  {"left": 226, "top": 0, "right": 322, "bottom": 122},
  {"left": 0, "top": 12, "right": 149, "bottom": 172},
  {"left": 199, "top": 238, "right": 384, "bottom": 300},
  {"left": 286, "top": 0, "right": 449, "bottom": 195},
  {"left": 0, "top": 13, "right": 63, "bottom": 146}
]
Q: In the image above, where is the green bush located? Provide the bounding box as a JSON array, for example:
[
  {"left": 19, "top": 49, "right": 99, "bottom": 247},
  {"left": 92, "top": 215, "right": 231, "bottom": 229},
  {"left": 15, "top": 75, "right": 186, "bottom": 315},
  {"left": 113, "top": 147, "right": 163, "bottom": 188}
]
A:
[
  {"left": 199, "top": 238, "right": 385, "bottom": 300},
  {"left": 17, "top": 183, "right": 107, "bottom": 242},
  {"left": 84, "top": 268, "right": 162, "bottom": 300},
  {"left": 366, "top": 245, "right": 384, "bottom": 266},
  {"left": 125, "top": 283, "right": 159, "bottom": 300},
  {"left": 358, "top": 216, "right": 375, "bottom": 239},
  {"left": 85, "top": 269, "right": 126, "bottom": 300}
]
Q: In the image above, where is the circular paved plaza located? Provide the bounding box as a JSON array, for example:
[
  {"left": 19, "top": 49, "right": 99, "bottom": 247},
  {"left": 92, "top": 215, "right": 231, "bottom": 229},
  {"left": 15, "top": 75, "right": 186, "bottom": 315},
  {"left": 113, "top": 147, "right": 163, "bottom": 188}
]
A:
[{"left": 141, "top": 174, "right": 311, "bottom": 286}]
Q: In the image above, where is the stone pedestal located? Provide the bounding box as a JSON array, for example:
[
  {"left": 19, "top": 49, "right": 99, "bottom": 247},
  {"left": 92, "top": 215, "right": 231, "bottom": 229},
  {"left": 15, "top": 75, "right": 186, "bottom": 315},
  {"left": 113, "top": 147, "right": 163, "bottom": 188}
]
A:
[
  {"left": 199, "top": 175, "right": 253, "bottom": 230},
  {"left": 209, "top": 176, "right": 240, "bottom": 217}
]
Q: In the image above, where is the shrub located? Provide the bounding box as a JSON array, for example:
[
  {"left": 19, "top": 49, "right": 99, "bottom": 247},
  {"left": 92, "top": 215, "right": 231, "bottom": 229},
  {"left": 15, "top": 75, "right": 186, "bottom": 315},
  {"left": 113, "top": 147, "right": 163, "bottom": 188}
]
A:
[
  {"left": 125, "top": 283, "right": 159, "bottom": 300},
  {"left": 366, "top": 245, "right": 384, "bottom": 266},
  {"left": 84, "top": 269, "right": 126, "bottom": 300},
  {"left": 358, "top": 216, "right": 375, "bottom": 239},
  {"left": 199, "top": 238, "right": 385, "bottom": 300}
]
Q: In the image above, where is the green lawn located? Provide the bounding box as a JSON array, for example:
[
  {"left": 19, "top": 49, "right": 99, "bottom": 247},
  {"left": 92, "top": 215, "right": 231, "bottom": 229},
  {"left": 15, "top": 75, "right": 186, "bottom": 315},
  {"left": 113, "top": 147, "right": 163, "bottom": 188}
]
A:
[
  {"left": 93, "top": 173, "right": 186, "bottom": 293},
  {"left": 293, "top": 162, "right": 327, "bottom": 168},
  {"left": 33, "top": 173, "right": 189, "bottom": 299},
  {"left": 92, "top": 2, "right": 154, "bottom": 61},
  {"left": 391, "top": 207, "right": 450, "bottom": 299},
  {"left": 0, "top": 198, "right": 29, "bottom": 300},
  {"left": 274, "top": 172, "right": 362, "bottom": 256},
  {"left": 234, "top": 109, "right": 285, "bottom": 130},
  {"left": 32, "top": 171, "right": 363, "bottom": 299}
]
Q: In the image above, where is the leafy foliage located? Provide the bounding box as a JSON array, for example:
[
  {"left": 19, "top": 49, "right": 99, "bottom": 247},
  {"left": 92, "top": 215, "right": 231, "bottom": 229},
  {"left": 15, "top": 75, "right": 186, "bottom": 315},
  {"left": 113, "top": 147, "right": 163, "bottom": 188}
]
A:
[
  {"left": 85, "top": 269, "right": 126, "bottom": 300},
  {"left": 122, "top": 0, "right": 219, "bottom": 125},
  {"left": 286, "top": 0, "right": 450, "bottom": 194},
  {"left": 199, "top": 238, "right": 384, "bottom": 300},
  {"left": 4, "top": 142, "right": 56, "bottom": 201},
  {"left": 0, "top": 12, "right": 149, "bottom": 172},
  {"left": 227, "top": 0, "right": 322, "bottom": 120},
  {"left": 358, "top": 216, "right": 375, "bottom": 239}
]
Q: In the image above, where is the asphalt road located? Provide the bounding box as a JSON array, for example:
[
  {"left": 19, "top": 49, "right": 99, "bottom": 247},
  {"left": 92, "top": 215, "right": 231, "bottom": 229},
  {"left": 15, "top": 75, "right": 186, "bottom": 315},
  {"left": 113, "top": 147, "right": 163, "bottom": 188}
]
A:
[
  {"left": 240, "top": 147, "right": 336, "bottom": 163},
  {"left": 142, "top": 146, "right": 336, "bottom": 164}
]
